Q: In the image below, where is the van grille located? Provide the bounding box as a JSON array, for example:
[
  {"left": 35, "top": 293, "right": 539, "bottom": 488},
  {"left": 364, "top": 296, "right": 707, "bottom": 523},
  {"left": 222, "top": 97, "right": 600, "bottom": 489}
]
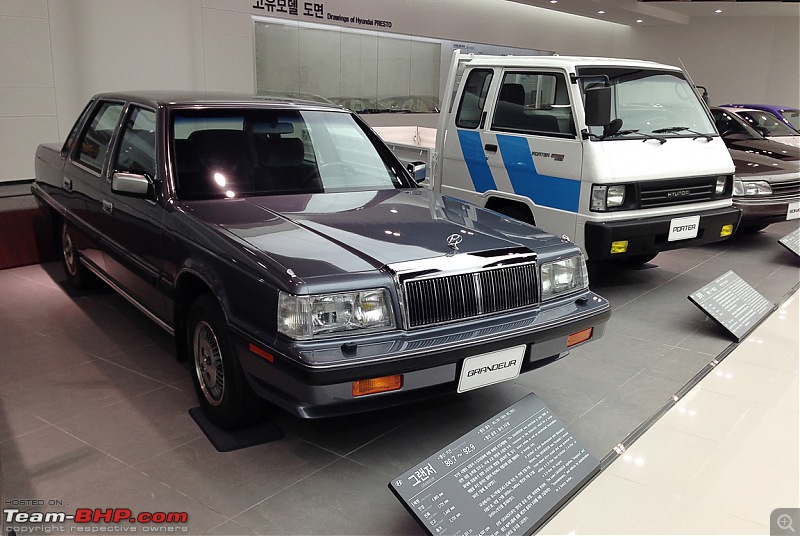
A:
[
  {"left": 404, "top": 263, "right": 538, "bottom": 328},
  {"left": 639, "top": 177, "right": 719, "bottom": 208}
]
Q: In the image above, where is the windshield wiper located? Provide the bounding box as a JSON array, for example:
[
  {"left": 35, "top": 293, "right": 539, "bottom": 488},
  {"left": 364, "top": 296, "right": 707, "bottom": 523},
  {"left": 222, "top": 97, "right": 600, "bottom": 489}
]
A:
[
  {"left": 608, "top": 129, "right": 667, "bottom": 144},
  {"left": 652, "top": 126, "right": 713, "bottom": 141}
]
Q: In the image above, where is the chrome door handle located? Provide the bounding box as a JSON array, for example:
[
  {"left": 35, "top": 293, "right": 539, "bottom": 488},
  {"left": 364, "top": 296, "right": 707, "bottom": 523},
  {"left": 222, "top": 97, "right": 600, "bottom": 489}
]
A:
[
  {"left": 63, "top": 177, "right": 73, "bottom": 191},
  {"left": 102, "top": 199, "right": 113, "bottom": 214}
]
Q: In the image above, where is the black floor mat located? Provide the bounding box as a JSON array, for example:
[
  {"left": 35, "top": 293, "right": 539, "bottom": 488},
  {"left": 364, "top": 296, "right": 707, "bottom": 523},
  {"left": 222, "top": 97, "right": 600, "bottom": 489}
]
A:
[{"left": 189, "top": 407, "right": 283, "bottom": 452}]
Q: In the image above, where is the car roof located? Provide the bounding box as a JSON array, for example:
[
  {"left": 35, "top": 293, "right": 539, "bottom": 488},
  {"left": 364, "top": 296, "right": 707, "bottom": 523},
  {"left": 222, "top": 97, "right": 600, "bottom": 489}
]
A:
[
  {"left": 723, "top": 104, "right": 799, "bottom": 112},
  {"left": 90, "top": 90, "right": 347, "bottom": 112}
]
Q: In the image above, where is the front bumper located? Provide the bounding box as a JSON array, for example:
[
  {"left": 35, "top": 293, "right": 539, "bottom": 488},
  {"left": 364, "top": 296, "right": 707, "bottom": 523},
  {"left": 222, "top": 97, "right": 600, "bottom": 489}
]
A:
[
  {"left": 584, "top": 206, "right": 742, "bottom": 261},
  {"left": 233, "top": 291, "right": 611, "bottom": 418},
  {"left": 734, "top": 196, "right": 799, "bottom": 227}
]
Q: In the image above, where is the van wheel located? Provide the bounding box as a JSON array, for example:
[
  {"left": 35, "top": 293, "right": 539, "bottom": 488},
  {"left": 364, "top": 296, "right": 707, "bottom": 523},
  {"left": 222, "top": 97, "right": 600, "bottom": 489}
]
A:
[
  {"left": 60, "top": 222, "right": 94, "bottom": 289},
  {"left": 187, "top": 294, "right": 264, "bottom": 429}
]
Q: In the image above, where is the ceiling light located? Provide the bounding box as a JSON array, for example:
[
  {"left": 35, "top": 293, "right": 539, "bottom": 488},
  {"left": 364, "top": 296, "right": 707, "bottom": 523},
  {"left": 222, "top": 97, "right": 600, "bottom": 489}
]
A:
[
  {"left": 636, "top": 19, "right": 643, "bottom": 23},
  {"left": 715, "top": 9, "right": 722, "bottom": 13},
  {"left": 597, "top": 10, "right": 605, "bottom": 14},
  {"left": 550, "top": 0, "right": 558, "bottom": 3}
]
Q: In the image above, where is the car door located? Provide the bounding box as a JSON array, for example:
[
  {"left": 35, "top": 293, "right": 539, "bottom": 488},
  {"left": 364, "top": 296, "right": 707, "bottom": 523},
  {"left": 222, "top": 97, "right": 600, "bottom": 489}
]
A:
[
  {"left": 101, "top": 104, "right": 168, "bottom": 323},
  {"left": 63, "top": 99, "right": 126, "bottom": 271}
]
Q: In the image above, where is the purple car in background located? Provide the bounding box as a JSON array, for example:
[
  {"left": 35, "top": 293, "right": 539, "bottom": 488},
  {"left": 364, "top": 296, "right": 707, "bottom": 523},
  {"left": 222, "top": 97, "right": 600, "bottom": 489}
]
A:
[{"left": 723, "top": 104, "right": 800, "bottom": 133}]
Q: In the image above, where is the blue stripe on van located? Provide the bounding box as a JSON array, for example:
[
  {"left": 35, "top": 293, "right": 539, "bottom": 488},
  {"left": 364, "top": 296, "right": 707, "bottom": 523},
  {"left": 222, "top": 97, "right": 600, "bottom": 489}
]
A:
[
  {"left": 457, "top": 130, "right": 497, "bottom": 193},
  {"left": 496, "top": 134, "right": 580, "bottom": 213}
]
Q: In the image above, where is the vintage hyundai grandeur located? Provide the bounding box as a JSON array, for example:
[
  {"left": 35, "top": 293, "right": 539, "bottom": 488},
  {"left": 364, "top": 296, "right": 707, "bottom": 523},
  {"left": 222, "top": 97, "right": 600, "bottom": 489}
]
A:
[{"left": 32, "top": 92, "right": 611, "bottom": 429}]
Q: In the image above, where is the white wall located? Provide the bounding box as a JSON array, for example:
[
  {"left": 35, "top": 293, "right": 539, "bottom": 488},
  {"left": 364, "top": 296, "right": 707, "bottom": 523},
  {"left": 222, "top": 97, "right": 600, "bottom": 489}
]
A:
[
  {"left": 0, "top": 0, "right": 797, "bottom": 182},
  {"left": 621, "top": 16, "right": 800, "bottom": 107}
]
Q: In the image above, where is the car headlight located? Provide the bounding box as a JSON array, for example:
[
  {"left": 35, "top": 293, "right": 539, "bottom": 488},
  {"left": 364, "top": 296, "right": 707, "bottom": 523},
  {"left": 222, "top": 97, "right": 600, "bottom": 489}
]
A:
[
  {"left": 591, "top": 184, "right": 627, "bottom": 211},
  {"left": 278, "top": 289, "right": 395, "bottom": 340},
  {"left": 733, "top": 177, "right": 772, "bottom": 196},
  {"left": 540, "top": 256, "right": 589, "bottom": 301}
]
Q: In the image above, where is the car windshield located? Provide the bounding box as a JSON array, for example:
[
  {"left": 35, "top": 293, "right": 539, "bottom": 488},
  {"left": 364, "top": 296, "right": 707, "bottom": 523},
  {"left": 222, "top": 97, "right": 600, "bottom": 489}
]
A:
[
  {"left": 735, "top": 110, "right": 798, "bottom": 137},
  {"left": 578, "top": 67, "right": 716, "bottom": 140},
  {"left": 171, "top": 108, "right": 410, "bottom": 200},
  {"left": 780, "top": 108, "right": 800, "bottom": 130},
  {"left": 711, "top": 109, "right": 764, "bottom": 139}
]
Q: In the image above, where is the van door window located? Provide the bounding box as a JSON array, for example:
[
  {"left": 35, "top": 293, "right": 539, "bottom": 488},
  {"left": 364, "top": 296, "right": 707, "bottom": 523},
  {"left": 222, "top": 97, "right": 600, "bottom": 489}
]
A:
[
  {"left": 455, "top": 69, "right": 493, "bottom": 129},
  {"left": 492, "top": 72, "right": 575, "bottom": 138}
]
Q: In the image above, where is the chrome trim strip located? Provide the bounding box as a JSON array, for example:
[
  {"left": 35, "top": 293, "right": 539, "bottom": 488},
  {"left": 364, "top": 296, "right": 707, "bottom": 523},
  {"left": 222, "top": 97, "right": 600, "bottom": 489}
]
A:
[{"left": 80, "top": 259, "right": 174, "bottom": 336}]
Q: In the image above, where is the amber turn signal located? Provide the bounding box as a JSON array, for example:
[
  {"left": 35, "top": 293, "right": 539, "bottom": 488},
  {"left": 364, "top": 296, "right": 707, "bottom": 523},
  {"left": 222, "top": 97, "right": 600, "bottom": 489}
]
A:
[
  {"left": 567, "top": 327, "right": 593, "bottom": 348},
  {"left": 352, "top": 375, "right": 403, "bottom": 397}
]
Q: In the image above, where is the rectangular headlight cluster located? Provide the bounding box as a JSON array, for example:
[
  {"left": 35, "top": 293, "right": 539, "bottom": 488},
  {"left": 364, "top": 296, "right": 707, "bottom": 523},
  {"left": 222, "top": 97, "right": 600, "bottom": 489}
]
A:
[
  {"left": 278, "top": 289, "right": 395, "bottom": 340},
  {"left": 591, "top": 184, "right": 628, "bottom": 211},
  {"left": 540, "top": 255, "right": 589, "bottom": 301},
  {"left": 733, "top": 177, "right": 772, "bottom": 196}
]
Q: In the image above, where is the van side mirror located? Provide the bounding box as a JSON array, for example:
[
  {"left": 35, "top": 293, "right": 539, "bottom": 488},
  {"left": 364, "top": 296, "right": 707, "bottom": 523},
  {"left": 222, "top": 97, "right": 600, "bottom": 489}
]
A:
[{"left": 584, "top": 86, "right": 612, "bottom": 127}]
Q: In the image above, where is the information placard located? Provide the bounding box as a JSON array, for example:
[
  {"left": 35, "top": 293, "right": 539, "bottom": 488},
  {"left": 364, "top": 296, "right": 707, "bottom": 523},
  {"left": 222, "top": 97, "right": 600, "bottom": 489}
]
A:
[
  {"left": 389, "top": 394, "right": 599, "bottom": 536},
  {"left": 779, "top": 227, "right": 800, "bottom": 257},
  {"left": 688, "top": 270, "right": 775, "bottom": 342}
]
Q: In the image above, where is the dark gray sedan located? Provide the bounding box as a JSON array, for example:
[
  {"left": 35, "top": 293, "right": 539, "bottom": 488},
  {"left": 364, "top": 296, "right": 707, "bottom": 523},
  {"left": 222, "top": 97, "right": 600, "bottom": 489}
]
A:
[{"left": 32, "top": 91, "right": 610, "bottom": 429}]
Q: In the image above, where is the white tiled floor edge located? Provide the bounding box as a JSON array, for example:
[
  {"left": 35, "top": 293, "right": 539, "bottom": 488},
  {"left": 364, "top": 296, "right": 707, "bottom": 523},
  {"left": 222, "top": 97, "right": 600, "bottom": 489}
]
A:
[{"left": 539, "top": 290, "right": 799, "bottom": 535}]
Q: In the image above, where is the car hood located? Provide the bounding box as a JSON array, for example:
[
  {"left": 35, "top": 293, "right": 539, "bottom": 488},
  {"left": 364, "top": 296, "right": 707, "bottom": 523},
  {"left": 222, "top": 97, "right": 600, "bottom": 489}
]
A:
[
  {"left": 729, "top": 149, "right": 800, "bottom": 184},
  {"left": 722, "top": 135, "right": 800, "bottom": 162},
  {"left": 183, "top": 189, "right": 561, "bottom": 281}
]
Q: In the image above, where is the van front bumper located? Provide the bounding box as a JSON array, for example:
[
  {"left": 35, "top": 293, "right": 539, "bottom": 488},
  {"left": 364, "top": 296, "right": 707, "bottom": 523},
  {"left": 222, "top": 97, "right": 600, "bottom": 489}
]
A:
[{"left": 584, "top": 206, "right": 742, "bottom": 261}]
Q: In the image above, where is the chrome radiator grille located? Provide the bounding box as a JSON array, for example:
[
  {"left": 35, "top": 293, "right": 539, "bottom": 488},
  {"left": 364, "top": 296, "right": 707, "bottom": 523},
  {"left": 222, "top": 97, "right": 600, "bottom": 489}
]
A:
[
  {"left": 771, "top": 179, "right": 800, "bottom": 197},
  {"left": 404, "top": 263, "right": 538, "bottom": 328}
]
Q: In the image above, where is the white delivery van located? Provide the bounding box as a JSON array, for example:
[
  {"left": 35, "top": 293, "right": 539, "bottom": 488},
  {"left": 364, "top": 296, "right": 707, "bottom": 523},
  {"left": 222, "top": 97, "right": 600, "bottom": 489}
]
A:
[{"left": 417, "top": 51, "right": 742, "bottom": 263}]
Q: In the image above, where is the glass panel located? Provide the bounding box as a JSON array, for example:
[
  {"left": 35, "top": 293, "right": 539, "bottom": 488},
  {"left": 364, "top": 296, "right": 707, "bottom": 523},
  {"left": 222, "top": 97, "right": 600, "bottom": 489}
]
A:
[
  {"left": 76, "top": 101, "right": 125, "bottom": 173},
  {"left": 114, "top": 107, "right": 157, "bottom": 178},
  {"left": 455, "top": 69, "right": 493, "bottom": 129},
  {"left": 492, "top": 71, "right": 574, "bottom": 136},
  {"left": 171, "top": 108, "right": 408, "bottom": 200}
]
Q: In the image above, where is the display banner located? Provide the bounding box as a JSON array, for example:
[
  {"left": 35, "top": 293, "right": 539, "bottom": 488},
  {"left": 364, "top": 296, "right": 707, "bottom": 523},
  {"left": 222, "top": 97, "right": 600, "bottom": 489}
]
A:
[
  {"left": 779, "top": 226, "right": 800, "bottom": 257},
  {"left": 689, "top": 270, "right": 775, "bottom": 342},
  {"left": 389, "top": 393, "right": 599, "bottom": 536}
]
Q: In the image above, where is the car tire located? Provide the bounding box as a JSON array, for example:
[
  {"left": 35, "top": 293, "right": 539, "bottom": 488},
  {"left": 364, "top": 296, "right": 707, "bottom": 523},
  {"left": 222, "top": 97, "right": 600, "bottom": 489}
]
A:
[
  {"left": 60, "top": 222, "right": 94, "bottom": 289},
  {"left": 187, "top": 294, "right": 264, "bottom": 429}
]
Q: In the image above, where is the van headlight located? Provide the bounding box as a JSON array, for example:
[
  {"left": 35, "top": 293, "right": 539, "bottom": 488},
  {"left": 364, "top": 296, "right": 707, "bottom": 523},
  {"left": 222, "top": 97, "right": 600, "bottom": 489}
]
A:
[
  {"left": 733, "top": 177, "right": 772, "bottom": 196},
  {"left": 278, "top": 289, "right": 395, "bottom": 340},
  {"left": 591, "top": 184, "right": 627, "bottom": 211},
  {"left": 540, "top": 256, "right": 589, "bottom": 300}
]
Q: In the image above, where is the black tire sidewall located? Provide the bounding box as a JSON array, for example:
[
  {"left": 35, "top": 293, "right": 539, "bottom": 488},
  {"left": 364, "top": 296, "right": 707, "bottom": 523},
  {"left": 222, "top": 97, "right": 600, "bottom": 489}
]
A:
[
  {"left": 60, "top": 223, "right": 92, "bottom": 289},
  {"left": 186, "top": 294, "right": 261, "bottom": 429}
]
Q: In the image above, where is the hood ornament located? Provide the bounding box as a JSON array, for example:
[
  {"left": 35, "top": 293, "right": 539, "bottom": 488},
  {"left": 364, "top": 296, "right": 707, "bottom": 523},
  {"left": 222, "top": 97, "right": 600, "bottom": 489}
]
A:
[{"left": 447, "top": 233, "right": 463, "bottom": 253}]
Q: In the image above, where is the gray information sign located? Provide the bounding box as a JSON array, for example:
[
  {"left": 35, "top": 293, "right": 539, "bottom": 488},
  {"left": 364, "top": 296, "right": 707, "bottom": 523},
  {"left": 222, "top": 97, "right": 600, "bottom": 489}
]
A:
[
  {"left": 779, "top": 227, "right": 800, "bottom": 257},
  {"left": 689, "top": 270, "right": 775, "bottom": 342},
  {"left": 389, "top": 394, "right": 599, "bottom": 536}
]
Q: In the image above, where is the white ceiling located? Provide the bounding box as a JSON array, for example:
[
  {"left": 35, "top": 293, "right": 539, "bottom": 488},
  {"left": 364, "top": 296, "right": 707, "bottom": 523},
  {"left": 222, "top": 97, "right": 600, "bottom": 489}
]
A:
[{"left": 506, "top": 0, "right": 800, "bottom": 26}]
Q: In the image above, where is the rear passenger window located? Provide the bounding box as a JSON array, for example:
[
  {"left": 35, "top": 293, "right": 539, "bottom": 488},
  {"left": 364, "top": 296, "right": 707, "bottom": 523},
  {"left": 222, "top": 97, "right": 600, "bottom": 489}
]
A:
[
  {"left": 456, "top": 69, "right": 493, "bottom": 129},
  {"left": 75, "top": 101, "right": 124, "bottom": 173},
  {"left": 492, "top": 72, "right": 575, "bottom": 138}
]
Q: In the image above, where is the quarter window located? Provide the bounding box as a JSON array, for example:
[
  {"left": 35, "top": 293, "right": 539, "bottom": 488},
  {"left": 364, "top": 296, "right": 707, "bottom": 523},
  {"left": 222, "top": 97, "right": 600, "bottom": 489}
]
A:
[
  {"left": 456, "top": 69, "right": 493, "bottom": 129},
  {"left": 75, "top": 101, "right": 124, "bottom": 173}
]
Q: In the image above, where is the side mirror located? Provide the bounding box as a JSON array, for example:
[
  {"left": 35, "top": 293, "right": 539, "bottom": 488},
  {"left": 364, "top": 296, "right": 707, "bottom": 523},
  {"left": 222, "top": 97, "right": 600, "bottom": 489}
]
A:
[
  {"left": 584, "top": 86, "right": 612, "bottom": 127},
  {"left": 112, "top": 171, "right": 152, "bottom": 197},
  {"left": 406, "top": 161, "right": 427, "bottom": 183}
]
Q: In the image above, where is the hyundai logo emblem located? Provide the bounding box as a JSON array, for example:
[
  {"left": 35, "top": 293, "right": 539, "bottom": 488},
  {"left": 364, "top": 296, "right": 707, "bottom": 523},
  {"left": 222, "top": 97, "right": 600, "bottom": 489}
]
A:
[{"left": 447, "top": 233, "right": 463, "bottom": 251}]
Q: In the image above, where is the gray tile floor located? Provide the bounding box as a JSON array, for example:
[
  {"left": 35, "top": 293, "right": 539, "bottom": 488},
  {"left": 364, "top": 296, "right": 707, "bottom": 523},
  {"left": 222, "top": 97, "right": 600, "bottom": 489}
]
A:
[{"left": 1, "top": 220, "right": 798, "bottom": 535}]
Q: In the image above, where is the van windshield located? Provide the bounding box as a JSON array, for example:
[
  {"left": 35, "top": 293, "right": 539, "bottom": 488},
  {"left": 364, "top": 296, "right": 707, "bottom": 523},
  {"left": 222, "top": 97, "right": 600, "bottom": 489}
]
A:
[{"left": 578, "top": 67, "right": 716, "bottom": 140}]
